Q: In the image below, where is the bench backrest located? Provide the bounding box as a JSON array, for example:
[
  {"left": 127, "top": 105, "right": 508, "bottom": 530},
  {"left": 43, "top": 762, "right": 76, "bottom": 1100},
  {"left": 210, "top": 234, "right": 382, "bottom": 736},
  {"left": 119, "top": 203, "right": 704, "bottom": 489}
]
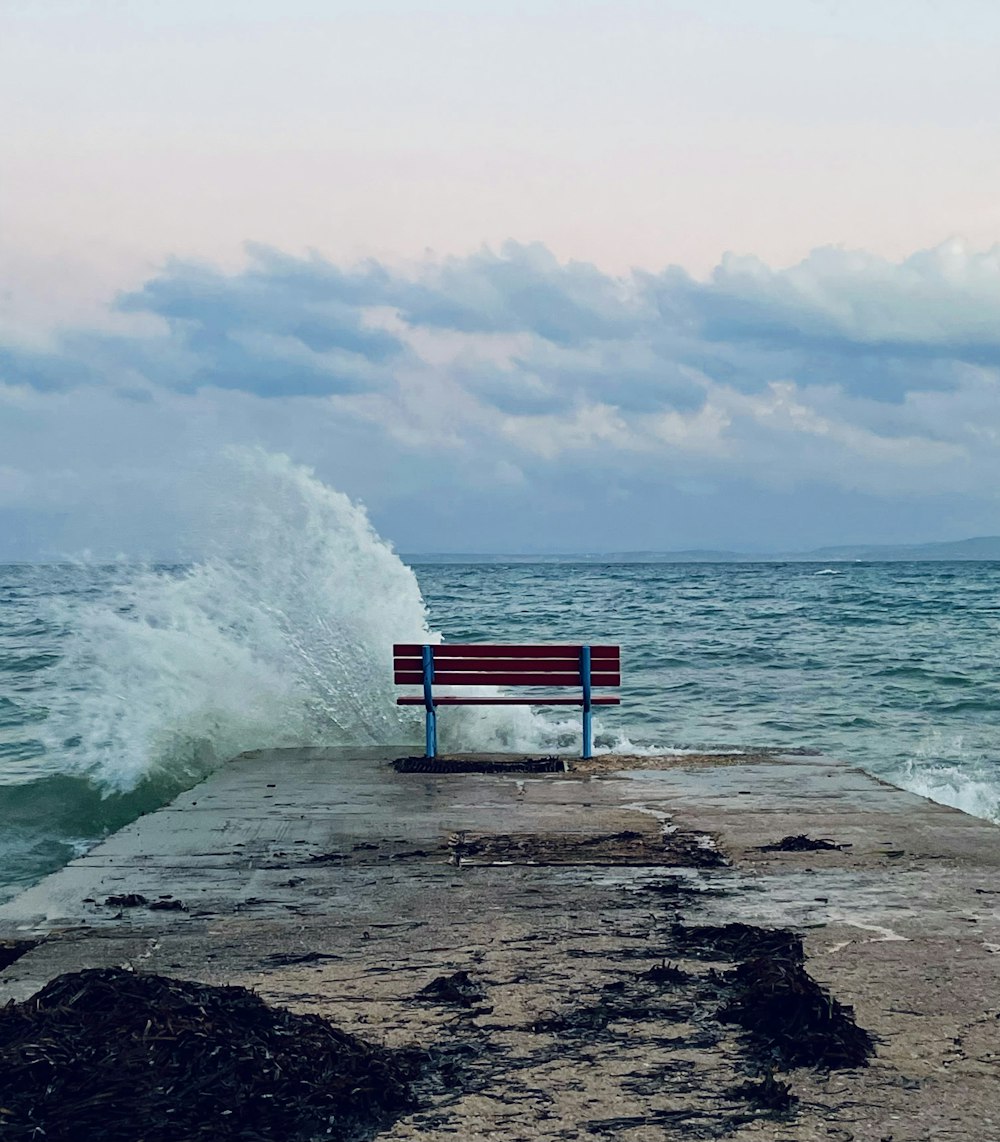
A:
[{"left": 393, "top": 643, "right": 621, "bottom": 688}]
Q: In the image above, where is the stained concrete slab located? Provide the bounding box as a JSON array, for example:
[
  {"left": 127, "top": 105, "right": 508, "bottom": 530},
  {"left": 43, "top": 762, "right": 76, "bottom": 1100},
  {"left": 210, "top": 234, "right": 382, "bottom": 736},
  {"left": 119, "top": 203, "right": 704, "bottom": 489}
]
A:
[{"left": 1, "top": 748, "right": 999, "bottom": 1141}]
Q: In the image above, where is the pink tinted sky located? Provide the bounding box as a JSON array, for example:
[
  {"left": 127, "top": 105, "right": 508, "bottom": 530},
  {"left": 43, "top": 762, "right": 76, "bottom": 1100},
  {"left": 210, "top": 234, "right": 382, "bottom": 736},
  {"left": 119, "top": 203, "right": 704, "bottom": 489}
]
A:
[{"left": 4, "top": 0, "right": 1000, "bottom": 322}]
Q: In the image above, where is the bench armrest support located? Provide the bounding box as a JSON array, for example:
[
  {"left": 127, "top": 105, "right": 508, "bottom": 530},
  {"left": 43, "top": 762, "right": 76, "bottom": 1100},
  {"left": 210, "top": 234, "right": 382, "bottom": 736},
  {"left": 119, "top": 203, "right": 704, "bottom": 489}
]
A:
[
  {"left": 422, "top": 644, "right": 437, "bottom": 758},
  {"left": 581, "top": 645, "right": 593, "bottom": 760}
]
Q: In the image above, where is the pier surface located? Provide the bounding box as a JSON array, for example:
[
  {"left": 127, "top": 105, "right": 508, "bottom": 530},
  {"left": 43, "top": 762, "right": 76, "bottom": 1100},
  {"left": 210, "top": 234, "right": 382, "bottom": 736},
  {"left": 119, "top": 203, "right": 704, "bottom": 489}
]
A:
[{"left": 2, "top": 748, "right": 999, "bottom": 1141}]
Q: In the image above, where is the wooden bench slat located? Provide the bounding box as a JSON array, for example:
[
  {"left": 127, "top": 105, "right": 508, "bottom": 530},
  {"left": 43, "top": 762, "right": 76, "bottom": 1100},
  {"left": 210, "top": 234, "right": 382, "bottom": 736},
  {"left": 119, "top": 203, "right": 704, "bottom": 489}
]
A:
[
  {"left": 393, "top": 654, "right": 619, "bottom": 671},
  {"left": 394, "top": 661, "right": 620, "bottom": 676},
  {"left": 396, "top": 696, "right": 622, "bottom": 706},
  {"left": 394, "top": 655, "right": 617, "bottom": 674},
  {"left": 392, "top": 643, "right": 619, "bottom": 659},
  {"left": 394, "top": 670, "right": 621, "bottom": 687}
]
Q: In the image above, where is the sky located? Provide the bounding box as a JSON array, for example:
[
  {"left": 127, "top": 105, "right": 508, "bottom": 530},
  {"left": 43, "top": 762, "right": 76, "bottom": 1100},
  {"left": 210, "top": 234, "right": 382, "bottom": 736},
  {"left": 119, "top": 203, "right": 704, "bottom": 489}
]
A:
[{"left": 3, "top": 0, "right": 1000, "bottom": 557}]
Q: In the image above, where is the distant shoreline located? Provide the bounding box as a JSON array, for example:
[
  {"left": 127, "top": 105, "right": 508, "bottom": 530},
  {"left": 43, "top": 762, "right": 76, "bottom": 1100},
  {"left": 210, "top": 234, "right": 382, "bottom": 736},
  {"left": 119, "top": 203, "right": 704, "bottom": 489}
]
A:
[
  {"left": 6, "top": 536, "right": 1000, "bottom": 566},
  {"left": 402, "top": 538, "right": 1000, "bottom": 564}
]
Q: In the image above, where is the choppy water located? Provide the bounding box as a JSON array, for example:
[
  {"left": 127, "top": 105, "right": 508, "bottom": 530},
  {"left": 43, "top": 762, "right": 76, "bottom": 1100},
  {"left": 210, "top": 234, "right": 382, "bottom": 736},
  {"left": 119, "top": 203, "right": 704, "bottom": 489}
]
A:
[{"left": 2, "top": 449, "right": 999, "bottom": 903}]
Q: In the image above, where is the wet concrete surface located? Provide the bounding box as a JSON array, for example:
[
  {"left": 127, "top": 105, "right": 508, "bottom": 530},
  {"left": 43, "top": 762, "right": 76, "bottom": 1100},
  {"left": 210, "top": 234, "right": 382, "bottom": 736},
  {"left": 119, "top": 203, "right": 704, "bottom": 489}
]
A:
[{"left": 1, "top": 748, "right": 999, "bottom": 1140}]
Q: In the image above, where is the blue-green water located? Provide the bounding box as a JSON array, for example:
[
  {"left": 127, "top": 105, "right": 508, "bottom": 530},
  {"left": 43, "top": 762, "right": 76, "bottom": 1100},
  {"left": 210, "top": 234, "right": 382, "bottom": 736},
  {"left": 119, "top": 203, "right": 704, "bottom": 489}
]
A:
[
  {"left": 3, "top": 555, "right": 1000, "bottom": 905},
  {"left": 418, "top": 560, "right": 1000, "bottom": 771},
  {"left": 2, "top": 459, "right": 999, "bottom": 904}
]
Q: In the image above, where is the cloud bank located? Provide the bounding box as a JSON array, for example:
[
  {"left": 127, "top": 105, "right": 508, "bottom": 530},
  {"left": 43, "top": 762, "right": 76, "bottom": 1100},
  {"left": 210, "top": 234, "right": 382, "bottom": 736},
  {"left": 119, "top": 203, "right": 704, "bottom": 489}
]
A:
[{"left": 2, "top": 238, "right": 999, "bottom": 558}]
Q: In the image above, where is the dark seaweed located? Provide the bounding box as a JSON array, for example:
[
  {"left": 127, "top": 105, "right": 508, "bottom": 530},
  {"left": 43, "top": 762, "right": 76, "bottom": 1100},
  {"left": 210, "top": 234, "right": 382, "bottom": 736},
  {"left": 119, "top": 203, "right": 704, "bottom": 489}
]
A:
[
  {"left": 756, "top": 835, "right": 846, "bottom": 852},
  {"left": 725, "top": 1072, "right": 798, "bottom": 1114},
  {"left": 675, "top": 922, "right": 803, "bottom": 963},
  {"left": 448, "top": 829, "right": 727, "bottom": 869},
  {"left": 532, "top": 997, "right": 691, "bottom": 1037},
  {"left": 261, "top": 950, "right": 343, "bottom": 966},
  {"left": 417, "top": 970, "right": 488, "bottom": 1008},
  {"left": 393, "top": 756, "right": 566, "bottom": 774},
  {"left": 717, "top": 954, "right": 876, "bottom": 1069},
  {"left": 0, "top": 940, "right": 38, "bottom": 972},
  {"left": 638, "top": 960, "right": 691, "bottom": 985},
  {"left": 0, "top": 967, "right": 421, "bottom": 1142}
]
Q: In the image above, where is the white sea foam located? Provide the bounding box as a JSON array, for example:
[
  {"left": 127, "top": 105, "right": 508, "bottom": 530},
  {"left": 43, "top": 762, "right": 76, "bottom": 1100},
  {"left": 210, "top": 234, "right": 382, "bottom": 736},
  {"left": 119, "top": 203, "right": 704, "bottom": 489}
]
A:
[
  {"left": 891, "top": 757, "right": 1000, "bottom": 823},
  {"left": 42, "top": 448, "right": 585, "bottom": 793},
  {"left": 878, "top": 728, "right": 1000, "bottom": 822}
]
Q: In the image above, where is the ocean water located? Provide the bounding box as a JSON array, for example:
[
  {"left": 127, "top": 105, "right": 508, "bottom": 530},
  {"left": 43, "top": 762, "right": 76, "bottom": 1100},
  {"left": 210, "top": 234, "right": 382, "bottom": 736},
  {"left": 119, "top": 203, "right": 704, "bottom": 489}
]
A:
[{"left": 2, "top": 450, "right": 1000, "bottom": 903}]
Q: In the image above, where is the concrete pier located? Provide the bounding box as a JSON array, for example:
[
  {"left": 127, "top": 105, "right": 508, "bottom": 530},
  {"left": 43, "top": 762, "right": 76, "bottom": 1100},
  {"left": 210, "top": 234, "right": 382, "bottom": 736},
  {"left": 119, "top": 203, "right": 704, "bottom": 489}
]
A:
[{"left": 2, "top": 748, "right": 999, "bottom": 1140}]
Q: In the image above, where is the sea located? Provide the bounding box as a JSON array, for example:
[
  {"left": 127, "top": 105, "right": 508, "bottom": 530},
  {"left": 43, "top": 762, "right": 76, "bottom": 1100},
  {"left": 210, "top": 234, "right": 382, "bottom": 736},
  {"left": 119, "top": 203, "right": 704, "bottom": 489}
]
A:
[{"left": 2, "top": 452, "right": 999, "bottom": 905}]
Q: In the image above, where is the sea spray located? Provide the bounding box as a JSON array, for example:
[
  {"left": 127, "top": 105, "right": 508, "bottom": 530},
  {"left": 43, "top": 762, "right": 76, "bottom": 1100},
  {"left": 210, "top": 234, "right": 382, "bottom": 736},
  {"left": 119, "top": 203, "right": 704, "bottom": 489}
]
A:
[
  {"left": 896, "top": 730, "right": 1000, "bottom": 821},
  {"left": 41, "top": 448, "right": 566, "bottom": 797}
]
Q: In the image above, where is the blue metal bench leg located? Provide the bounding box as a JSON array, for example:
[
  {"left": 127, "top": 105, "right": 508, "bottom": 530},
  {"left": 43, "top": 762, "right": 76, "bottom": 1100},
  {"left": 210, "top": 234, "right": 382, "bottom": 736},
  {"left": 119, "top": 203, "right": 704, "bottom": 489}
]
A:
[
  {"left": 425, "top": 707, "right": 437, "bottom": 759},
  {"left": 581, "top": 644, "right": 592, "bottom": 759},
  {"left": 422, "top": 644, "right": 437, "bottom": 758}
]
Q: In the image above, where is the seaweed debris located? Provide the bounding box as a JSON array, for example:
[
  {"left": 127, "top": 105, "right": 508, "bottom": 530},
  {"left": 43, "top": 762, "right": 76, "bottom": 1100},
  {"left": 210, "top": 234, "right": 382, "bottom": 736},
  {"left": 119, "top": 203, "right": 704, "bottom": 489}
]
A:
[
  {"left": 540, "top": 920, "right": 873, "bottom": 1071},
  {"left": 100, "top": 894, "right": 188, "bottom": 912},
  {"left": 417, "top": 970, "right": 488, "bottom": 1009},
  {"left": 393, "top": 756, "right": 566, "bottom": 774},
  {"left": 675, "top": 922, "right": 803, "bottom": 963},
  {"left": 261, "top": 950, "right": 343, "bottom": 967},
  {"left": 717, "top": 953, "right": 876, "bottom": 1069},
  {"left": 532, "top": 994, "right": 691, "bottom": 1038},
  {"left": 638, "top": 960, "right": 691, "bottom": 985},
  {"left": 756, "top": 835, "right": 846, "bottom": 852},
  {"left": 448, "top": 829, "right": 726, "bottom": 868},
  {"left": 0, "top": 940, "right": 38, "bottom": 972},
  {"left": 657, "top": 922, "right": 873, "bottom": 1069},
  {"left": 726, "top": 1072, "right": 798, "bottom": 1114},
  {"left": 0, "top": 967, "right": 421, "bottom": 1142}
]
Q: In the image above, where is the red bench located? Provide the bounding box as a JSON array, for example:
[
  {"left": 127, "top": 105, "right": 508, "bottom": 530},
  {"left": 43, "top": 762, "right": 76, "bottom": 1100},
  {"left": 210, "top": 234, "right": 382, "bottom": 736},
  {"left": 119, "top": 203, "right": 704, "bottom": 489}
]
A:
[{"left": 393, "top": 643, "right": 621, "bottom": 759}]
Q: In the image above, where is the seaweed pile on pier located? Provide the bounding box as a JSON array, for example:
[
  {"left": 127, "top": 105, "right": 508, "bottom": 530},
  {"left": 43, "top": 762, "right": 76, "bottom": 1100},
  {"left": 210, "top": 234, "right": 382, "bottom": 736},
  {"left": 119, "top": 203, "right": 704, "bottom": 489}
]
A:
[
  {"left": 675, "top": 921, "right": 875, "bottom": 1070},
  {"left": 447, "top": 828, "right": 726, "bottom": 868},
  {"left": 0, "top": 967, "right": 420, "bottom": 1142},
  {"left": 393, "top": 755, "right": 565, "bottom": 774},
  {"left": 717, "top": 949, "right": 875, "bottom": 1069},
  {"left": 532, "top": 920, "right": 875, "bottom": 1074},
  {"left": 755, "top": 834, "right": 846, "bottom": 853}
]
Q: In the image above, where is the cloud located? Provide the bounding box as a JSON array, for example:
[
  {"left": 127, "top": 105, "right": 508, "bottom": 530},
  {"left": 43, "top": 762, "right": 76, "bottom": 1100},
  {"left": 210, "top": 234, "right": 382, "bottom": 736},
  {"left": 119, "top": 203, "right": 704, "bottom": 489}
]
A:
[
  {"left": 3, "top": 237, "right": 1000, "bottom": 556},
  {"left": 384, "top": 240, "right": 642, "bottom": 344},
  {"left": 644, "top": 241, "right": 1000, "bottom": 399}
]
